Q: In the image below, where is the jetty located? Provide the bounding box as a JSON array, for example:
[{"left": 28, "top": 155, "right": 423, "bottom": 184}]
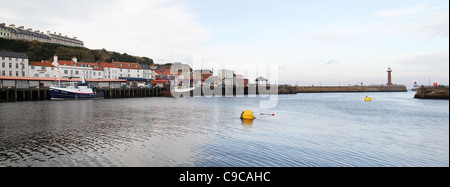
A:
[
  {"left": 278, "top": 85, "right": 407, "bottom": 94},
  {"left": 414, "top": 86, "right": 449, "bottom": 100},
  {"left": 0, "top": 76, "right": 168, "bottom": 102}
]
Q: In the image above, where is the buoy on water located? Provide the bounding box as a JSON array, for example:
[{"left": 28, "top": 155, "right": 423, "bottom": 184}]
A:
[
  {"left": 365, "top": 96, "right": 372, "bottom": 102},
  {"left": 241, "top": 110, "right": 255, "bottom": 120}
]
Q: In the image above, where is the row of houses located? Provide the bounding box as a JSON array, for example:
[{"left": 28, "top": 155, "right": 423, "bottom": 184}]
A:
[
  {"left": 1, "top": 51, "right": 250, "bottom": 89},
  {"left": 0, "top": 23, "right": 83, "bottom": 47},
  {"left": 0, "top": 51, "right": 158, "bottom": 82}
]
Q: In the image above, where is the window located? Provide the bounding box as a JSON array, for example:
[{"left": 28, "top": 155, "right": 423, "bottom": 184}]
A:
[
  {"left": 64, "top": 70, "right": 68, "bottom": 74},
  {"left": 34, "top": 73, "right": 39, "bottom": 77},
  {"left": 41, "top": 66, "right": 46, "bottom": 70},
  {"left": 75, "top": 71, "right": 79, "bottom": 75},
  {"left": 1, "top": 71, "right": 4, "bottom": 76},
  {"left": 9, "top": 63, "right": 12, "bottom": 68},
  {"left": 16, "top": 71, "right": 19, "bottom": 76},
  {"left": 16, "top": 63, "right": 19, "bottom": 68},
  {"left": 1, "top": 62, "right": 4, "bottom": 68},
  {"left": 31, "top": 66, "right": 35, "bottom": 69},
  {"left": 9, "top": 71, "right": 12, "bottom": 76}
]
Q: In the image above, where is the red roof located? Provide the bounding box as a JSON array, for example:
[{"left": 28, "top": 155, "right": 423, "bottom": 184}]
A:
[
  {"left": 99, "top": 62, "right": 117, "bottom": 68},
  {"left": 113, "top": 62, "right": 141, "bottom": 69},
  {"left": 155, "top": 69, "right": 180, "bottom": 75},
  {"left": 58, "top": 60, "right": 79, "bottom": 67},
  {"left": 29, "top": 61, "right": 55, "bottom": 67},
  {"left": 78, "top": 62, "right": 103, "bottom": 71},
  {"left": 0, "top": 76, "right": 126, "bottom": 82}
]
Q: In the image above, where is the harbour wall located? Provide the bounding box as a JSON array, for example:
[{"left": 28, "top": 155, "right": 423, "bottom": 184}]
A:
[
  {"left": 1, "top": 85, "right": 409, "bottom": 102},
  {"left": 0, "top": 87, "right": 166, "bottom": 102},
  {"left": 279, "top": 85, "right": 408, "bottom": 94},
  {"left": 414, "top": 86, "right": 449, "bottom": 99}
]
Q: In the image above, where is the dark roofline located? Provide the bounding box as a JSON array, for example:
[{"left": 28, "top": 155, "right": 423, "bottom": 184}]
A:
[
  {"left": 138, "top": 63, "right": 151, "bottom": 69},
  {"left": 0, "top": 51, "right": 28, "bottom": 59}
]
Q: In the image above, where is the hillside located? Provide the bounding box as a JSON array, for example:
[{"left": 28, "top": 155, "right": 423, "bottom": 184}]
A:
[{"left": 0, "top": 38, "right": 154, "bottom": 65}]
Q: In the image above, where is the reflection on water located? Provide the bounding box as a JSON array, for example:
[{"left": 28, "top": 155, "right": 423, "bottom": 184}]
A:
[{"left": 0, "top": 92, "right": 448, "bottom": 167}]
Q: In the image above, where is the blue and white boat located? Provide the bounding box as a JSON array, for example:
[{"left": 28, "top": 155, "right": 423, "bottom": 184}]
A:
[
  {"left": 49, "top": 77, "right": 104, "bottom": 100},
  {"left": 49, "top": 56, "right": 104, "bottom": 100}
]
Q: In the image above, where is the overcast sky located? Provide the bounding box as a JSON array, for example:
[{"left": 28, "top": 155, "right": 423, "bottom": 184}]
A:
[{"left": 1, "top": 0, "right": 448, "bottom": 87}]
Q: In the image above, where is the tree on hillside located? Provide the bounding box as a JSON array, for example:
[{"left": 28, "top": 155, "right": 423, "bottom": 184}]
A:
[
  {"left": 55, "top": 46, "right": 75, "bottom": 60},
  {"left": 26, "top": 40, "right": 44, "bottom": 61}
]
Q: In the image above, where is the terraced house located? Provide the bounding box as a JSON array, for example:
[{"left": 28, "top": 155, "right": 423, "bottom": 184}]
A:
[
  {"left": 1, "top": 23, "right": 83, "bottom": 47},
  {"left": 0, "top": 51, "right": 29, "bottom": 77}
]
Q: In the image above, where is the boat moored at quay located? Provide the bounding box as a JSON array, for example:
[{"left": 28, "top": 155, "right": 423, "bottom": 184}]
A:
[{"left": 49, "top": 77, "right": 104, "bottom": 100}]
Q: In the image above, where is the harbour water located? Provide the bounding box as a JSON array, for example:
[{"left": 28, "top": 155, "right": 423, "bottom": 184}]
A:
[{"left": 0, "top": 91, "right": 448, "bottom": 167}]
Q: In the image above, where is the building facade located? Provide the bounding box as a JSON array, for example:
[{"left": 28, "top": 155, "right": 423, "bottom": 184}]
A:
[
  {"left": 28, "top": 60, "right": 58, "bottom": 78},
  {"left": 99, "top": 62, "right": 121, "bottom": 79},
  {"left": 1, "top": 23, "right": 83, "bottom": 47},
  {"left": 0, "top": 51, "right": 29, "bottom": 77},
  {"left": 139, "top": 63, "right": 152, "bottom": 80},
  {"left": 113, "top": 61, "right": 144, "bottom": 79},
  {"left": 78, "top": 62, "right": 103, "bottom": 79}
]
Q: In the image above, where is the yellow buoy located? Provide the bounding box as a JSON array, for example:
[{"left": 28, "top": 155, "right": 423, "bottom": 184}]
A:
[
  {"left": 365, "top": 96, "right": 372, "bottom": 102},
  {"left": 241, "top": 110, "right": 255, "bottom": 120}
]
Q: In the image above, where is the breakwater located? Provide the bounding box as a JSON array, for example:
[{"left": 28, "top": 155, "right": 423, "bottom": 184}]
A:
[
  {"left": 414, "top": 86, "right": 449, "bottom": 99},
  {"left": 278, "top": 85, "right": 408, "bottom": 94}
]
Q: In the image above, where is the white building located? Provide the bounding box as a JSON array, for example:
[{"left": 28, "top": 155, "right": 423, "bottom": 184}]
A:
[
  {"left": 78, "top": 62, "right": 103, "bottom": 79},
  {"left": 100, "top": 62, "right": 121, "bottom": 79},
  {"left": 139, "top": 63, "right": 152, "bottom": 80},
  {"left": 0, "top": 51, "right": 29, "bottom": 77},
  {"left": 28, "top": 60, "right": 58, "bottom": 78},
  {"left": 113, "top": 61, "right": 144, "bottom": 79},
  {"left": 0, "top": 23, "right": 83, "bottom": 47}
]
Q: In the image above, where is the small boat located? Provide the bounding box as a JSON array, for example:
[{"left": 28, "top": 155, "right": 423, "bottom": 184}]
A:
[
  {"left": 173, "top": 81, "right": 195, "bottom": 93},
  {"left": 50, "top": 77, "right": 104, "bottom": 100},
  {"left": 174, "top": 87, "right": 195, "bottom": 93}
]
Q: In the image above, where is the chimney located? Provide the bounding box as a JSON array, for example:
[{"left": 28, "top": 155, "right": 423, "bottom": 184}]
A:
[
  {"left": 65, "top": 35, "right": 68, "bottom": 38},
  {"left": 18, "top": 26, "right": 25, "bottom": 29},
  {"left": 72, "top": 57, "right": 78, "bottom": 64},
  {"left": 0, "top": 23, "right": 5, "bottom": 27},
  {"left": 59, "top": 33, "right": 62, "bottom": 36},
  {"left": 9, "top": 24, "right": 15, "bottom": 28},
  {"left": 73, "top": 36, "right": 77, "bottom": 40},
  {"left": 27, "top": 28, "right": 33, "bottom": 31},
  {"left": 35, "top": 30, "right": 40, "bottom": 33},
  {"left": 52, "top": 56, "right": 59, "bottom": 67},
  {"left": 47, "top": 31, "right": 51, "bottom": 35}
]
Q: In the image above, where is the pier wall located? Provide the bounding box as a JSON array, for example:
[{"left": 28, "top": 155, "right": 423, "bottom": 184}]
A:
[
  {"left": 414, "top": 86, "right": 449, "bottom": 99},
  {"left": 294, "top": 85, "right": 408, "bottom": 93}
]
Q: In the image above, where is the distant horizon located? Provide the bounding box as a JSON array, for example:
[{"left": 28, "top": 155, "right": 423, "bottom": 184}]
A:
[{"left": 1, "top": 0, "right": 448, "bottom": 88}]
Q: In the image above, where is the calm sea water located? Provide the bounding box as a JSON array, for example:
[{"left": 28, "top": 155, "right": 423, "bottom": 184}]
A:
[{"left": 0, "top": 92, "right": 448, "bottom": 167}]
